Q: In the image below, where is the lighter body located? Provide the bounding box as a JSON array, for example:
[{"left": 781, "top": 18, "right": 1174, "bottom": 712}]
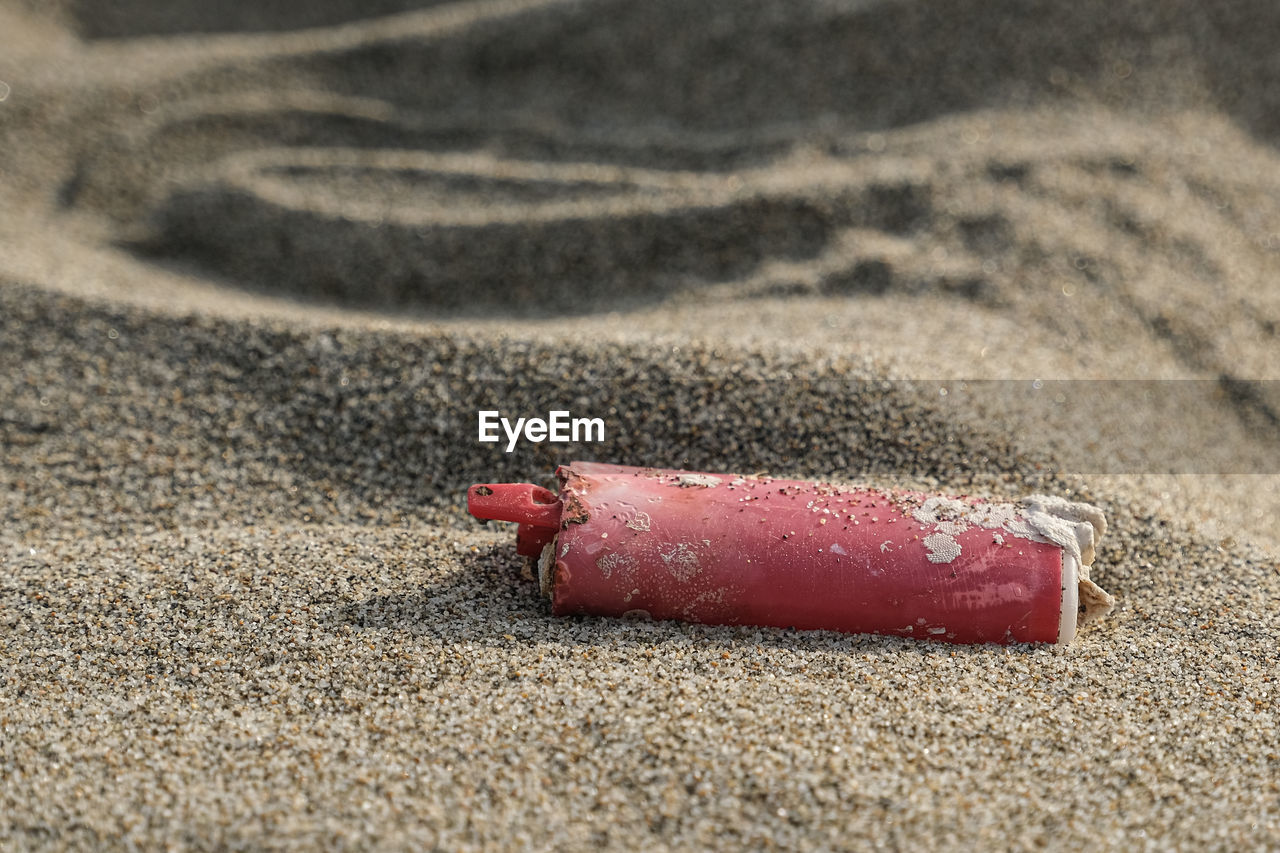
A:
[{"left": 469, "top": 462, "right": 1112, "bottom": 644}]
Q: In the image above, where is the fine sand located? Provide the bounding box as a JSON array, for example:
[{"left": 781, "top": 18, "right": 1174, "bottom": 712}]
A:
[{"left": 2, "top": 1, "right": 1278, "bottom": 848}]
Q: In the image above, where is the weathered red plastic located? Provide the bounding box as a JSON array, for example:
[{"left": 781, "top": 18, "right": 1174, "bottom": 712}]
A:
[
  {"left": 467, "top": 483, "right": 559, "bottom": 556},
  {"left": 469, "top": 462, "right": 1074, "bottom": 644}
]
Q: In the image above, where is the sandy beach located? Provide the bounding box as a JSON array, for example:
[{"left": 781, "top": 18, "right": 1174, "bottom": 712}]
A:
[{"left": 2, "top": 0, "right": 1278, "bottom": 848}]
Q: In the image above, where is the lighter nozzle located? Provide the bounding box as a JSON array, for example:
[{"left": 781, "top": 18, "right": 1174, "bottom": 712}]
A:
[{"left": 468, "top": 483, "right": 562, "bottom": 557}]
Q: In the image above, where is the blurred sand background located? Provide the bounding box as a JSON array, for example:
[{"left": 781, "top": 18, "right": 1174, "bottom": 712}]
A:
[{"left": 1, "top": 0, "right": 1278, "bottom": 848}]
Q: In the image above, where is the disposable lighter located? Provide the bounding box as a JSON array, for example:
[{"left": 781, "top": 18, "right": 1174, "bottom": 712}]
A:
[{"left": 467, "top": 462, "right": 1113, "bottom": 644}]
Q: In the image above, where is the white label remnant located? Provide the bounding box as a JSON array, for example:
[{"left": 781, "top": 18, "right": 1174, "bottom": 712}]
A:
[
  {"left": 659, "top": 542, "right": 701, "bottom": 581},
  {"left": 911, "top": 493, "right": 1113, "bottom": 624},
  {"left": 676, "top": 473, "right": 720, "bottom": 488}
]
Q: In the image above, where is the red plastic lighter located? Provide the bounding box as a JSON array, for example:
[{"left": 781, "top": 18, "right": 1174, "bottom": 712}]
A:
[{"left": 468, "top": 462, "right": 1113, "bottom": 644}]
